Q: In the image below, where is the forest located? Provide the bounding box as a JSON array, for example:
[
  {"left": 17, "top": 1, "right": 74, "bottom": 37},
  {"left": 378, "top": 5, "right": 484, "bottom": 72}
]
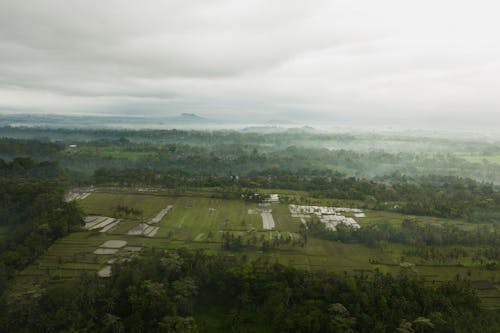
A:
[
  {"left": 0, "top": 178, "right": 81, "bottom": 288},
  {"left": 1, "top": 127, "right": 499, "bottom": 332},
  {"left": 1, "top": 249, "right": 499, "bottom": 333},
  {"left": 1, "top": 127, "right": 500, "bottom": 183}
]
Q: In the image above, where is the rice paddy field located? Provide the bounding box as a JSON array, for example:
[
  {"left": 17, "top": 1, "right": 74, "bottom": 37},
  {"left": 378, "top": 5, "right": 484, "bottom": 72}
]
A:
[{"left": 9, "top": 189, "right": 500, "bottom": 309}]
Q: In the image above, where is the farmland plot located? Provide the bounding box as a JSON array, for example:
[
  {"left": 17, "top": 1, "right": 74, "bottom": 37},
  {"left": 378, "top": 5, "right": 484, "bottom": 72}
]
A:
[
  {"left": 261, "top": 212, "right": 275, "bottom": 230},
  {"left": 79, "top": 192, "right": 174, "bottom": 220},
  {"left": 83, "top": 216, "right": 119, "bottom": 231},
  {"left": 156, "top": 197, "right": 261, "bottom": 240},
  {"left": 248, "top": 203, "right": 276, "bottom": 230},
  {"left": 127, "top": 223, "right": 159, "bottom": 237},
  {"left": 100, "top": 240, "right": 127, "bottom": 248},
  {"left": 149, "top": 205, "right": 173, "bottom": 223},
  {"left": 65, "top": 190, "right": 92, "bottom": 202},
  {"left": 97, "top": 266, "right": 112, "bottom": 277}
]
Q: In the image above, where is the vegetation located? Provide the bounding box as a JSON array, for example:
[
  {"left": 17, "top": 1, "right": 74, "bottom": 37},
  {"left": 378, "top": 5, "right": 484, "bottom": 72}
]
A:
[
  {"left": 2, "top": 126, "right": 500, "bottom": 184},
  {"left": 304, "top": 217, "right": 499, "bottom": 247},
  {"left": 0, "top": 178, "right": 82, "bottom": 292},
  {"left": 1, "top": 127, "right": 499, "bottom": 331},
  {"left": 1, "top": 250, "right": 498, "bottom": 333}
]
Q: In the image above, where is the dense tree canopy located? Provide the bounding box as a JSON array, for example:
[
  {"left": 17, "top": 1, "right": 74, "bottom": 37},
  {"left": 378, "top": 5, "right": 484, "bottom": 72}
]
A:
[
  {"left": 0, "top": 178, "right": 82, "bottom": 289},
  {"left": 1, "top": 250, "right": 498, "bottom": 333}
]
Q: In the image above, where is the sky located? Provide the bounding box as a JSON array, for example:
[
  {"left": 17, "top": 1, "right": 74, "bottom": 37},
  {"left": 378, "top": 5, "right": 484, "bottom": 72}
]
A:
[{"left": 1, "top": 0, "right": 500, "bottom": 128}]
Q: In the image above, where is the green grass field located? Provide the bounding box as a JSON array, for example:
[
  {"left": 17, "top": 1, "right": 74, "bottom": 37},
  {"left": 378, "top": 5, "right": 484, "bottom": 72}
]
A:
[
  {"left": 9, "top": 189, "right": 500, "bottom": 309},
  {"left": 158, "top": 197, "right": 262, "bottom": 240},
  {"left": 78, "top": 192, "right": 173, "bottom": 220}
]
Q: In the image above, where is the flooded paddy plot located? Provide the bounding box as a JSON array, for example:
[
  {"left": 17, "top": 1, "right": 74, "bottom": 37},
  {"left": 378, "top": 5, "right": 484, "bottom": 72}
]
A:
[
  {"left": 94, "top": 240, "right": 127, "bottom": 255},
  {"left": 100, "top": 240, "right": 127, "bottom": 248},
  {"left": 127, "top": 223, "right": 159, "bottom": 237},
  {"left": 100, "top": 220, "right": 120, "bottom": 232},
  {"left": 261, "top": 212, "right": 275, "bottom": 230},
  {"left": 247, "top": 203, "right": 276, "bottom": 230},
  {"left": 92, "top": 217, "right": 116, "bottom": 229},
  {"left": 146, "top": 227, "right": 159, "bottom": 237},
  {"left": 97, "top": 265, "right": 112, "bottom": 278},
  {"left": 150, "top": 205, "right": 173, "bottom": 223},
  {"left": 83, "top": 216, "right": 119, "bottom": 231},
  {"left": 65, "top": 190, "right": 92, "bottom": 202},
  {"left": 289, "top": 205, "right": 362, "bottom": 231}
]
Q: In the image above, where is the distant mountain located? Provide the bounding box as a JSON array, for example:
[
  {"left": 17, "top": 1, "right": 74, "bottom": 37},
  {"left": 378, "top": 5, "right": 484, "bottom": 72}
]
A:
[
  {"left": 181, "top": 113, "right": 204, "bottom": 119},
  {"left": 169, "top": 113, "right": 212, "bottom": 123}
]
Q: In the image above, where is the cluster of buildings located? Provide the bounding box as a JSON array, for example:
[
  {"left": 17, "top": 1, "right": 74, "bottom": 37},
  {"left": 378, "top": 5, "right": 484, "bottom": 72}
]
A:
[{"left": 288, "top": 204, "right": 363, "bottom": 231}]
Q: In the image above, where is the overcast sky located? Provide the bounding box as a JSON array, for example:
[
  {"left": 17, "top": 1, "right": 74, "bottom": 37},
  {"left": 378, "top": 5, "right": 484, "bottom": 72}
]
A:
[{"left": 1, "top": 0, "right": 500, "bottom": 127}]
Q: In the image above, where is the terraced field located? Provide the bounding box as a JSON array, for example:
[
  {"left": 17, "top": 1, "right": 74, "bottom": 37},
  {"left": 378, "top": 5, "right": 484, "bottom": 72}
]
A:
[{"left": 9, "top": 189, "right": 500, "bottom": 309}]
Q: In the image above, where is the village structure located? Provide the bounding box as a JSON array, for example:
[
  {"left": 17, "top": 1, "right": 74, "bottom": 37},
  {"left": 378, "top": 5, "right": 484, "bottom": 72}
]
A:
[{"left": 288, "top": 204, "right": 363, "bottom": 231}]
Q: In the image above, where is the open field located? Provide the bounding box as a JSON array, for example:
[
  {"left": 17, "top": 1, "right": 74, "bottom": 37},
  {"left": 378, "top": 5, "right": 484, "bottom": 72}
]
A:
[{"left": 9, "top": 189, "right": 500, "bottom": 309}]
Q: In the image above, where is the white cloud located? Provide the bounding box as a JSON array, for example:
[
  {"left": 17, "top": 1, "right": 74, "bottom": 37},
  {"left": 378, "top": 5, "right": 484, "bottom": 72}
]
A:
[{"left": 0, "top": 0, "right": 500, "bottom": 127}]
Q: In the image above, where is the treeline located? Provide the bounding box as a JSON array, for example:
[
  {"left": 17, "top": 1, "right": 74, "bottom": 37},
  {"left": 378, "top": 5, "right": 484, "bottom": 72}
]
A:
[
  {"left": 0, "top": 157, "right": 64, "bottom": 178},
  {"left": 221, "top": 231, "right": 305, "bottom": 251},
  {"left": 114, "top": 205, "right": 142, "bottom": 218},
  {"left": 0, "top": 137, "right": 64, "bottom": 157},
  {"left": 1, "top": 249, "right": 497, "bottom": 332},
  {"left": 0, "top": 179, "right": 82, "bottom": 290},
  {"left": 304, "top": 218, "right": 499, "bottom": 247}
]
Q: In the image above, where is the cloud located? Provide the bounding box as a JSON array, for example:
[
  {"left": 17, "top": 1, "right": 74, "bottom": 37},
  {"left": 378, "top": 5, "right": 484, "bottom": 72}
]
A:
[{"left": 1, "top": 0, "right": 500, "bottom": 128}]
